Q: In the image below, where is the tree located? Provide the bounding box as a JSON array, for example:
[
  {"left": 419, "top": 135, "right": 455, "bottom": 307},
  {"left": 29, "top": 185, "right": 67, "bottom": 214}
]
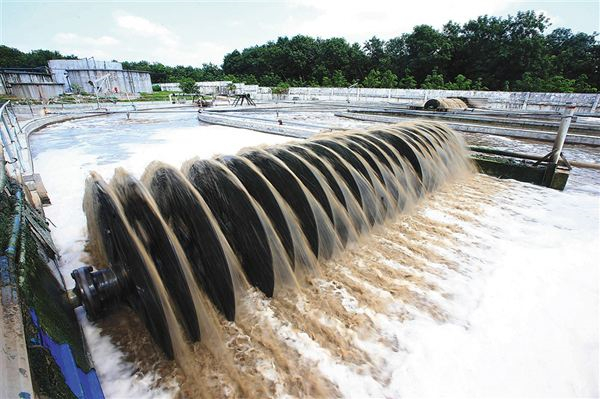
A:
[
  {"left": 546, "top": 28, "right": 599, "bottom": 88},
  {"left": 2, "top": 9, "right": 599, "bottom": 94},
  {"left": 380, "top": 70, "right": 398, "bottom": 88},
  {"left": 398, "top": 74, "right": 417, "bottom": 89},
  {"left": 384, "top": 37, "right": 408, "bottom": 77},
  {"left": 226, "top": 83, "right": 236, "bottom": 95},
  {"left": 421, "top": 69, "right": 446, "bottom": 89},
  {"left": 404, "top": 25, "right": 452, "bottom": 83},
  {"left": 364, "top": 36, "right": 388, "bottom": 70},
  {"left": 573, "top": 74, "right": 597, "bottom": 93},
  {"left": 259, "top": 72, "right": 282, "bottom": 87},
  {"left": 514, "top": 72, "right": 597, "bottom": 93},
  {"left": 362, "top": 70, "right": 382, "bottom": 87},
  {"left": 271, "top": 82, "right": 290, "bottom": 95},
  {"left": 178, "top": 78, "right": 198, "bottom": 94},
  {"left": 0, "top": 45, "right": 76, "bottom": 69},
  {"left": 331, "top": 70, "right": 349, "bottom": 87},
  {"left": 445, "top": 74, "right": 473, "bottom": 90}
]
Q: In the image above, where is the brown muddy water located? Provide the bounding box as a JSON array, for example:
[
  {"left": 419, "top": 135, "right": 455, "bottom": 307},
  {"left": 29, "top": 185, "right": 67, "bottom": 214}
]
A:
[{"left": 30, "top": 112, "right": 599, "bottom": 398}]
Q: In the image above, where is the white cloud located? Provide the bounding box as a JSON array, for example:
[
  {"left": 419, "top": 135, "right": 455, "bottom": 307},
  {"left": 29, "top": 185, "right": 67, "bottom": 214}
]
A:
[
  {"left": 52, "top": 13, "right": 227, "bottom": 65},
  {"left": 115, "top": 14, "right": 179, "bottom": 47},
  {"left": 54, "top": 33, "right": 119, "bottom": 47},
  {"left": 52, "top": 2, "right": 520, "bottom": 67},
  {"left": 284, "top": 0, "right": 517, "bottom": 41},
  {"left": 111, "top": 13, "right": 226, "bottom": 65},
  {"left": 53, "top": 33, "right": 120, "bottom": 59}
]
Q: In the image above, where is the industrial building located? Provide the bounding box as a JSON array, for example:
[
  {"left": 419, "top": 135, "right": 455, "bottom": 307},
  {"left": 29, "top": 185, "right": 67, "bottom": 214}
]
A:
[
  {"left": 0, "top": 58, "right": 152, "bottom": 100},
  {"left": 48, "top": 59, "right": 152, "bottom": 95},
  {"left": 0, "top": 68, "right": 65, "bottom": 99}
]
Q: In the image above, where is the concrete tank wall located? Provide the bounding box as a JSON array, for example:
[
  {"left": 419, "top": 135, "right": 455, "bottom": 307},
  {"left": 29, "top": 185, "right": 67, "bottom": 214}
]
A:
[
  {"left": 149, "top": 81, "right": 600, "bottom": 113},
  {"left": 0, "top": 70, "right": 65, "bottom": 99},
  {"left": 158, "top": 82, "right": 261, "bottom": 96},
  {"left": 8, "top": 83, "right": 65, "bottom": 100},
  {"left": 158, "top": 83, "right": 181, "bottom": 92},
  {"left": 49, "top": 59, "right": 123, "bottom": 85},
  {"left": 0, "top": 71, "right": 54, "bottom": 84},
  {"left": 66, "top": 69, "right": 152, "bottom": 94},
  {"left": 285, "top": 87, "right": 600, "bottom": 113}
]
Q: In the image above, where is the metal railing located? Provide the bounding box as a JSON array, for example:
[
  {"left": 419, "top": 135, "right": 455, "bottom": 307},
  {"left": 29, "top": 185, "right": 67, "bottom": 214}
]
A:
[{"left": 0, "top": 100, "right": 34, "bottom": 178}]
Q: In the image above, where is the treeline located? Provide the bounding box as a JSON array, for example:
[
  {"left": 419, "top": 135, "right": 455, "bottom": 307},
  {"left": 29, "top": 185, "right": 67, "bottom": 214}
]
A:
[
  {"left": 0, "top": 47, "right": 77, "bottom": 70},
  {"left": 1, "top": 11, "right": 598, "bottom": 93},
  {"left": 219, "top": 11, "right": 598, "bottom": 92},
  {"left": 136, "top": 11, "right": 597, "bottom": 92}
]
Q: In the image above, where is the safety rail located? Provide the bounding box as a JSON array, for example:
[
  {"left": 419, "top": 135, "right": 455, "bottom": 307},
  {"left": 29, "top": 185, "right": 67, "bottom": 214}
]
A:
[{"left": 0, "top": 100, "right": 34, "bottom": 178}]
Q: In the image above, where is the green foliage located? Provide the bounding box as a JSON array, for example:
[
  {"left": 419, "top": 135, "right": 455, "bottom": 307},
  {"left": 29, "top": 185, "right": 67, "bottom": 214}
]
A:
[
  {"left": 421, "top": 69, "right": 446, "bottom": 89},
  {"left": 259, "top": 72, "right": 282, "bottom": 87},
  {"left": 240, "top": 74, "right": 259, "bottom": 85},
  {"left": 398, "top": 74, "right": 418, "bottom": 89},
  {"left": 361, "top": 69, "right": 399, "bottom": 88},
  {"left": 70, "top": 83, "right": 84, "bottom": 95},
  {"left": 152, "top": 84, "right": 162, "bottom": 92},
  {"left": 420, "top": 70, "right": 489, "bottom": 90},
  {"left": 178, "top": 78, "right": 198, "bottom": 94},
  {"left": 515, "top": 72, "right": 597, "bottom": 93},
  {"left": 218, "top": 10, "right": 598, "bottom": 92},
  {"left": 380, "top": 70, "right": 398, "bottom": 88},
  {"left": 444, "top": 74, "right": 488, "bottom": 90},
  {"left": 362, "top": 70, "right": 381, "bottom": 87},
  {"left": 138, "top": 91, "right": 176, "bottom": 101},
  {"left": 331, "top": 70, "right": 349, "bottom": 87},
  {"left": 0, "top": 45, "right": 76, "bottom": 69},
  {"left": 1, "top": 9, "right": 598, "bottom": 93},
  {"left": 272, "top": 82, "right": 290, "bottom": 95},
  {"left": 445, "top": 74, "right": 473, "bottom": 90}
]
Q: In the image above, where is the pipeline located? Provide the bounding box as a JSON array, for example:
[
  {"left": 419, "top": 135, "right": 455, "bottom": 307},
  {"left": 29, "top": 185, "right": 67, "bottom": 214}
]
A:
[
  {"left": 69, "top": 121, "right": 473, "bottom": 361},
  {"left": 6, "top": 190, "right": 23, "bottom": 266},
  {"left": 0, "top": 147, "right": 6, "bottom": 193},
  {"left": 469, "top": 146, "right": 600, "bottom": 170},
  {"left": 2, "top": 190, "right": 24, "bottom": 302},
  {"left": 0, "top": 188, "right": 34, "bottom": 399}
]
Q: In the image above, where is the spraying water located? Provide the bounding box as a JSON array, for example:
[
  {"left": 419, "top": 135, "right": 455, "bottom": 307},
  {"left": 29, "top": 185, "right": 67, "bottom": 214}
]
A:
[{"left": 80, "top": 121, "right": 473, "bottom": 390}]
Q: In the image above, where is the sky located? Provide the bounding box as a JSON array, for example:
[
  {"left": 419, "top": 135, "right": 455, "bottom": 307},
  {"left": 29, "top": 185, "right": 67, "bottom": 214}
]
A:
[{"left": 1, "top": 0, "right": 598, "bottom": 67}]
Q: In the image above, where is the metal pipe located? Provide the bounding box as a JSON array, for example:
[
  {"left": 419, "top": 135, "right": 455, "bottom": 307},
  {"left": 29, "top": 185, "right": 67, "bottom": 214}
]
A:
[
  {"left": 6, "top": 190, "right": 23, "bottom": 263},
  {"left": 550, "top": 104, "right": 576, "bottom": 165},
  {"left": 2, "top": 108, "right": 29, "bottom": 174},
  {"left": 18, "top": 220, "right": 27, "bottom": 278},
  {"left": 0, "top": 188, "right": 33, "bottom": 399},
  {"left": 0, "top": 101, "right": 22, "bottom": 175},
  {"left": 0, "top": 147, "right": 6, "bottom": 193},
  {"left": 469, "top": 146, "right": 600, "bottom": 170}
]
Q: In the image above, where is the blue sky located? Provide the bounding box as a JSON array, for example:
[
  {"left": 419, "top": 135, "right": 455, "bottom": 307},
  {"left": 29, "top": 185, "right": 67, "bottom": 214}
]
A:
[{"left": 1, "top": 0, "right": 598, "bottom": 66}]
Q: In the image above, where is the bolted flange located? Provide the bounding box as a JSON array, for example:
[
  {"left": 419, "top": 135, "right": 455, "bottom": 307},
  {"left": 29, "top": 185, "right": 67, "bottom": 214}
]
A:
[{"left": 69, "top": 266, "right": 125, "bottom": 320}]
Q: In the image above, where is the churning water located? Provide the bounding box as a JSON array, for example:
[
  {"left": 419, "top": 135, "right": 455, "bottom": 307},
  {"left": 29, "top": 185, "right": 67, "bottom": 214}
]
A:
[{"left": 30, "top": 112, "right": 599, "bottom": 398}]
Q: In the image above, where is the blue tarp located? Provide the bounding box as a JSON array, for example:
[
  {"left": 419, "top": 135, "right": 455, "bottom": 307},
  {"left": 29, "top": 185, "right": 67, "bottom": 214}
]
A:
[{"left": 29, "top": 309, "right": 105, "bottom": 399}]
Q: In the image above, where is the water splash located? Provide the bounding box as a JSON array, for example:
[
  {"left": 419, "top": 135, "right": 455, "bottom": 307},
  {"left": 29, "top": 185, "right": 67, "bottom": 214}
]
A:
[{"left": 83, "top": 121, "right": 474, "bottom": 392}]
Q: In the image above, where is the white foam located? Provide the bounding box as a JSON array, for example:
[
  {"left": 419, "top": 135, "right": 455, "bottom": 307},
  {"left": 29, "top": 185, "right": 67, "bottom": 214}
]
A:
[
  {"left": 30, "top": 114, "right": 599, "bottom": 397},
  {"left": 31, "top": 118, "right": 292, "bottom": 397}
]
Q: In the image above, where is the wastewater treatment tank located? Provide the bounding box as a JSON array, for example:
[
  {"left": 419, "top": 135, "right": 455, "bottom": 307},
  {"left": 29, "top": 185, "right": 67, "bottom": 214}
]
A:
[
  {"left": 13, "top": 109, "right": 600, "bottom": 397},
  {"left": 70, "top": 120, "right": 470, "bottom": 359}
]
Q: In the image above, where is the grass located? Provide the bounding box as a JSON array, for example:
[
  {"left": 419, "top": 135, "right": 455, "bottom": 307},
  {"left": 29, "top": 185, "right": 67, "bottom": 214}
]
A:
[
  {"left": 135, "top": 90, "right": 175, "bottom": 101},
  {"left": 2, "top": 91, "right": 214, "bottom": 104},
  {"left": 135, "top": 91, "right": 214, "bottom": 102}
]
